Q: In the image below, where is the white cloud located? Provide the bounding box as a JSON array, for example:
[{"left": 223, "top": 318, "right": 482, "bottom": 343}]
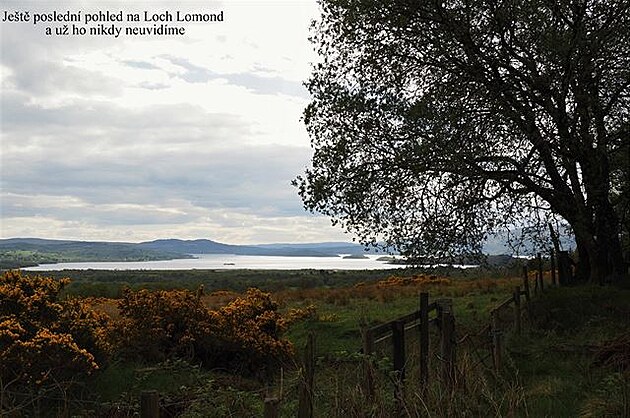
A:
[{"left": 0, "top": 0, "right": 351, "bottom": 244}]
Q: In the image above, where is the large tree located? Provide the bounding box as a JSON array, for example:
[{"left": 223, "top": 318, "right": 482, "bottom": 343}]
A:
[{"left": 296, "top": 0, "right": 630, "bottom": 282}]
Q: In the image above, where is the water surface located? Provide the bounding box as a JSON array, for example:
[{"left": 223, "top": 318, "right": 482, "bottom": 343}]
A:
[{"left": 24, "top": 253, "right": 404, "bottom": 271}]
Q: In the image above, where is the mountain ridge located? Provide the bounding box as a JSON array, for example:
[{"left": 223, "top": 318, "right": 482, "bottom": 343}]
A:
[{"left": 0, "top": 237, "right": 372, "bottom": 268}]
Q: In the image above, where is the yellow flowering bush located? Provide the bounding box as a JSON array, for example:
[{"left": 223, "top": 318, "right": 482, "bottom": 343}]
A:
[
  {"left": 0, "top": 270, "right": 108, "bottom": 407},
  {"left": 114, "top": 287, "right": 294, "bottom": 377},
  {"left": 376, "top": 274, "right": 451, "bottom": 288},
  {"left": 114, "top": 288, "right": 213, "bottom": 362},
  {"left": 208, "top": 289, "right": 294, "bottom": 376},
  {"left": 285, "top": 303, "right": 318, "bottom": 325}
]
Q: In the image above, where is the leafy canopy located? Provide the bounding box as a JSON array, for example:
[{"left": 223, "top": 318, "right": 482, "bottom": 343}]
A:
[{"left": 297, "top": 0, "right": 630, "bottom": 263}]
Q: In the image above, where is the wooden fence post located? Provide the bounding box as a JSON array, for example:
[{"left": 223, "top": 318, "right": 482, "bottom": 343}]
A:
[
  {"left": 522, "top": 266, "right": 532, "bottom": 323},
  {"left": 419, "top": 292, "right": 429, "bottom": 391},
  {"left": 522, "top": 266, "right": 531, "bottom": 302},
  {"left": 362, "top": 327, "right": 375, "bottom": 403},
  {"left": 392, "top": 319, "right": 406, "bottom": 410},
  {"left": 513, "top": 286, "right": 521, "bottom": 335},
  {"left": 439, "top": 302, "right": 455, "bottom": 388},
  {"left": 140, "top": 390, "right": 159, "bottom": 418},
  {"left": 298, "top": 332, "right": 315, "bottom": 418},
  {"left": 538, "top": 252, "right": 544, "bottom": 292},
  {"left": 558, "top": 251, "right": 572, "bottom": 285},
  {"left": 550, "top": 250, "right": 557, "bottom": 287},
  {"left": 264, "top": 398, "right": 280, "bottom": 418},
  {"left": 491, "top": 310, "right": 502, "bottom": 372}
]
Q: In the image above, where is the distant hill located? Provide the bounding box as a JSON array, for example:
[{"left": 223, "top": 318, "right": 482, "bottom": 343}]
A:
[
  {"left": 0, "top": 238, "right": 192, "bottom": 269},
  {"left": 135, "top": 239, "right": 372, "bottom": 257},
  {"left": 0, "top": 237, "right": 375, "bottom": 269},
  {"left": 0, "top": 235, "right": 555, "bottom": 269}
]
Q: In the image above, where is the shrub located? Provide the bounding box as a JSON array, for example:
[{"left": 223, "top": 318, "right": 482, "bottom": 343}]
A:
[
  {"left": 114, "top": 288, "right": 212, "bottom": 362},
  {"left": 114, "top": 287, "right": 294, "bottom": 378},
  {"left": 0, "top": 270, "right": 109, "bottom": 412},
  {"left": 208, "top": 289, "right": 294, "bottom": 376}
]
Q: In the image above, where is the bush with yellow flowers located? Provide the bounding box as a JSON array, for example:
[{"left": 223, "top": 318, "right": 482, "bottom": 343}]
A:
[
  {"left": 207, "top": 288, "right": 294, "bottom": 376},
  {"left": 113, "top": 287, "right": 294, "bottom": 378},
  {"left": 0, "top": 270, "right": 109, "bottom": 411},
  {"left": 113, "top": 287, "right": 213, "bottom": 362}
]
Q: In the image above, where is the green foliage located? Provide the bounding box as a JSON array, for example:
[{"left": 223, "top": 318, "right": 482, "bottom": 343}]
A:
[
  {"left": 508, "top": 285, "right": 630, "bottom": 416},
  {"left": 47, "top": 268, "right": 405, "bottom": 298},
  {"left": 581, "top": 372, "right": 630, "bottom": 417},
  {"left": 298, "top": 0, "right": 630, "bottom": 281},
  {"left": 0, "top": 250, "right": 65, "bottom": 269},
  {"left": 92, "top": 359, "right": 264, "bottom": 417},
  {"left": 40, "top": 264, "right": 524, "bottom": 298},
  {"left": 4, "top": 268, "right": 629, "bottom": 415},
  {"left": 181, "top": 379, "right": 264, "bottom": 418}
]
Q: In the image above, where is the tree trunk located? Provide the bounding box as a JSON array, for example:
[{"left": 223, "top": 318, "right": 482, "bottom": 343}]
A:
[
  {"left": 597, "top": 197, "right": 628, "bottom": 281},
  {"left": 573, "top": 214, "right": 628, "bottom": 284},
  {"left": 571, "top": 147, "right": 629, "bottom": 284},
  {"left": 574, "top": 236, "right": 592, "bottom": 283}
]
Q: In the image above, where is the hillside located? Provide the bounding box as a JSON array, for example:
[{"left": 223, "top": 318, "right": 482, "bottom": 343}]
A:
[
  {"left": 0, "top": 238, "right": 192, "bottom": 269},
  {"left": 0, "top": 238, "right": 373, "bottom": 269},
  {"left": 0, "top": 237, "right": 535, "bottom": 269}
]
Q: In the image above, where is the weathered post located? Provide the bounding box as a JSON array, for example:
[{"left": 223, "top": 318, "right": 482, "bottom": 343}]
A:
[
  {"left": 558, "top": 251, "right": 572, "bottom": 285},
  {"left": 140, "top": 390, "right": 160, "bottom": 418},
  {"left": 392, "top": 320, "right": 406, "bottom": 414},
  {"left": 491, "top": 310, "right": 502, "bottom": 372},
  {"left": 362, "top": 326, "right": 375, "bottom": 403},
  {"left": 513, "top": 286, "right": 521, "bottom": 335},
  {"left": 522, "top": 266, "right": 531, "bottom": 302},
  {"left": 550, "top": 250, "right": 557, "bottom": 287},
  {"left": 522, "top": 266, "right": 532, "bottom": 323},
  {"left": 440, "top": 302, "right": 455, "bottom": 388},
  {"left": 537, "top": 253, "right": 544, "bottom": 292},
  {"left": 298, "top": 332, "right": 315, "bottom": 418},
  {"left": 419, "top": 292, "right": 429, "bottom": 391},
  {"left": 264, "top": 398, "right": 280, "bottom": 418}
]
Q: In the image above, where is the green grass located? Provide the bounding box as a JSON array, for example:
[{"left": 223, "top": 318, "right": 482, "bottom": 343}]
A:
[
  {"left": 278, "top": 281, "right": 630, "bottom": 417},
  {"left": 19, "top": 268, "right": 630, "bottom": 416},
  {"left": 505, "top": 285, "right": 630, "bottom": 417},
  {"left": 90, "top": 360, "right": 266, "bottom": 417}
]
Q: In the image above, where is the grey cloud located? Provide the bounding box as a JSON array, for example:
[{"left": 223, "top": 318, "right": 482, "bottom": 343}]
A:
[
  {"left": 137, "top": 82, "right": 170, "bottom": 90},
  {"left": 1, "top": 92, "right": 311, "bottom": 223},
  {"left": 1, "top": 22, "right": 122, "bottom": 97},
  {"left": 163, "top": 56, "right": 309, "bottom": 98},
  {"left": 1, "top": 194, "right": 198, "bottom": 226},
  {"left": 3, "top": 145, "right": 310, "bottom": 213},
  {"left": 122, "top": 60, "right": 161, "bottom": 70},
  {"left": 1, "top": 91, "right": 248, "bottom": 135}
]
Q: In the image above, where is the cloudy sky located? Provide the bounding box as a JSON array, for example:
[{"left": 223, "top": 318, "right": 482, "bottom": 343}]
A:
[{"left": 0, "top": 0, "right": 354, "bottom": 244}]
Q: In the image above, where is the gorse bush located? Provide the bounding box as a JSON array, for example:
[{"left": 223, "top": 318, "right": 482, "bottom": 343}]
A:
[
  {"left": 209, "top": 288, "right": 294, "bottom": 376},
  {"left": 1, "top": 271, "right": 299, "bottom": 414},
  {"left": 0, "top": 270, "right": 109, "bottom": 412},
  {"left": 114, "top": 287, "right": 294, "bottom": 377},
  {"left": 114, "top": 288, "right": 212, "bottom": 362}
]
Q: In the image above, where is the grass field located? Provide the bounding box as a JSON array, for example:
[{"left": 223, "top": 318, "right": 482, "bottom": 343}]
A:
[{"left": 4, "top": 267, "right": 629, "bottom": 417}]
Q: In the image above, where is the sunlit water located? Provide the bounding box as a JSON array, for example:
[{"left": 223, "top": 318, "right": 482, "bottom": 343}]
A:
[{"left": 23, "top": 254, "right": 407, "bottom": 271}]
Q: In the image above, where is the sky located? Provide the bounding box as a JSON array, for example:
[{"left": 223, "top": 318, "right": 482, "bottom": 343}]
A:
[{"left": 0, "top": 0, "right": 355, "bottom": 244}]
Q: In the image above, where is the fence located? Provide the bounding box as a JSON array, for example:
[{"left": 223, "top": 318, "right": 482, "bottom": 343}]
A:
[{"left": 139, "top": 250, "right": 568, "bottom": 418}]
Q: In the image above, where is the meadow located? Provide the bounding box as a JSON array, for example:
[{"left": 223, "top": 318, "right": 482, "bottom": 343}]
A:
[{"left": 1, "top": 265, "right": 628, "bottom": 417}]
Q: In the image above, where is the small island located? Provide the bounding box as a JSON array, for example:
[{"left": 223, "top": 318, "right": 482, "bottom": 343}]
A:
[{"left": 342, "top": 254, "right": 369, "bottom": 259}]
